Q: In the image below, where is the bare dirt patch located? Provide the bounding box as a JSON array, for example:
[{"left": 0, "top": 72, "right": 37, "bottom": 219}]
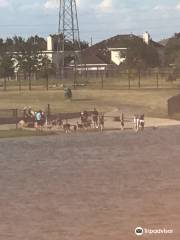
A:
[{"left": 0, "top": 127, "right": 180, "bottom": 240}]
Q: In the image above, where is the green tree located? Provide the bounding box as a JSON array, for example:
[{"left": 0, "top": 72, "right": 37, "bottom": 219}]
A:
[
  {"left": 13, "top": 36, "right": 26, "bottom": 52},
  {"left": 0, "top": 54, "right": 14, "bottom": 79},
  {"left": 0, "top": 54, "right": 14, "bottom": 90},
  {"left": 0, "top": 38, "right": 4, "bottom": 54},
  {"left": 164, "top": 33, "right": 180, "bottom": 67},
  {"left": 125, "top": 37, "right": 160, "bottom": 69}
]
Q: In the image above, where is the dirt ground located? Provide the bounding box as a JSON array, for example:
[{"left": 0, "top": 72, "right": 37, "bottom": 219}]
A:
[{"left": 0, "top": 126, "right": 180, "bottom": 240}]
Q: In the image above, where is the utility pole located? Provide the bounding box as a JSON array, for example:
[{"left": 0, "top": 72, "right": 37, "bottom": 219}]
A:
[{"left": 57, "top": 0, "right": 81, "bottom": 82}]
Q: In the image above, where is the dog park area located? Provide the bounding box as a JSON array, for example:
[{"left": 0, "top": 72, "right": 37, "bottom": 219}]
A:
[
  {"left": 0, "top": 88, "right": 180, "bottom": 134},
  {"left": 0, "top": 88, "right": 180, "bottom": 239}
]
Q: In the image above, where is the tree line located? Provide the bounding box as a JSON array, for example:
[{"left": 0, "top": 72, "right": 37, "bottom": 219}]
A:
[
  {"left": 1, "top": 32, "right": 180, "bottom": 82},
  {"left": 0, "top": 35, "right": 52, "bottom": 81},
  {"left": 164, "top": 32, "right": 180, "bottom": 71},
  {"left": 0, "top": 35, "right": 89, "bottom": 81}
]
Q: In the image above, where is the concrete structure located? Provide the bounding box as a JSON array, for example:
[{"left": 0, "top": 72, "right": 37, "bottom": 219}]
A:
[
  {"left": 45, "top": 35, "right": 81, "bottom": 67},
  {"left": 43, "top": 36, "right": 58, "bottom": 64},
  {"left": 47, "top": 36, "right": 53, "bottom": 51}
]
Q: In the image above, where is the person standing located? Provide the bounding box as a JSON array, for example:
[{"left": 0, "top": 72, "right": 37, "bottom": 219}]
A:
[
  {"left": 140, "top": 114, "right": 145, "bottom": 131},
  {"left": 136, "top": 115, "right": 140, "bottom": 132},
  {"left": 120, "top": 112, "right": 124, "bottom": 130},
  {"left": 92, "top": 108, "right": 99, "bottom": 128},
  {"left": 133, "top": 115, "right": 137, "bottom": 131},
  {"left": 35, "top": 110, "right": 42, "bottom": 129}
]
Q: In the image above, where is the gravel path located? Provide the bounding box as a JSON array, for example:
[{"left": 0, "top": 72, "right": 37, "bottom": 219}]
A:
[{"left": 0, "top": 127, "right": 180, "bottom": 239}]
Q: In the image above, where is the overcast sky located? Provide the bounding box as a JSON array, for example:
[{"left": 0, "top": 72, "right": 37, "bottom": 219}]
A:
[{"left": 0, "top": 0, "right": 180, "bottom": 43}]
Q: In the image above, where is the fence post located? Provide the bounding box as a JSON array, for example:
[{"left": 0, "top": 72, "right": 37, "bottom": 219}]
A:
[
  {"left": 101, "top": 70, "right": 104, "bottom": 89},
  {"left": 46, "top": 72, "right": 49, "bottom": 91},
  {"left": 18, "top": 74, "right": 21, "bottom": 91},
  {"left": 3, "top": 77, "right": 7, "bottom": 91},
  {"left": 15, "top": 109, "right": 18, "bottom": 129},
  {"left": 128, "top": 70, "right": 130, "bottom": 89},
  {"left": 96, "top": 66, "right": 99, "bottom": 78},
  {"left": 47, "top": 104, "right": 51, "bottom": 118},
  {"left": 156, "top": 72, "right": 159, "bottom": 88},
  {"left": 138, "top": 70, "right": 141, "bottom": 88},
  {"left": 105, "top": 66, "right": 108, "bottom": 78},
  {"left": 73, "top": 65, "right": 77, "bottom": 89},
  {"left": 29, "top": 75, "right": 32, "bottom": 91},
  {"left": 85, "top": 64, "right": 88, "bottom": 81}
]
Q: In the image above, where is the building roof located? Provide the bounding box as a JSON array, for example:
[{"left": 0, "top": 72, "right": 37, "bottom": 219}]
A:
[
  {"left": 150, "top": 40, "right": 164, "bottom": 48},
  {"left": 90, "top": 34, "right": 137, "bottom": 50},
  {"left": 81, "top": 49, "right": 107, "bottom": 65},
  {"left": 81, "top": 33, "right": 164, "bottom": 65},
  {"left": 81, "top": 34, "right": 136, "bottom": 65}
]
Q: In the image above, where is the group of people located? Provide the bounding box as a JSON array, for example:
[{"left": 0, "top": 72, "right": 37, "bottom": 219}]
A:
[
  {"left": 79, "top": 110, "right": 145, "bottom": 132},
  {"left": 114, "top": 112, "right": 145, "bottom": 132},
  {"left": 20, "top": 106, "right": 145, "bottom": 133},
  {"left": 23, "top": 107, "right": 46, "bottom": 128},
  {"left": 80, "top": 108, "right": 104, "bottom": 130}
]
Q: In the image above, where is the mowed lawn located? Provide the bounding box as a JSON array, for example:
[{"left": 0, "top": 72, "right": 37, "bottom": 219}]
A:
[{"left": 0, "top": 89, "right": 179, "bottom": 117}]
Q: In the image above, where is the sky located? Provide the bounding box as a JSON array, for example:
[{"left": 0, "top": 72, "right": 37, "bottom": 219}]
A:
[{"left": 0, "top": 0, "right": 180, "bottom": 43}]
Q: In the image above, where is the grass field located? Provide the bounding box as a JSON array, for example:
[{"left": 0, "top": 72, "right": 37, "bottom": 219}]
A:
[{"left": 0, "top": 88, "right": 180, "bottom": 118}]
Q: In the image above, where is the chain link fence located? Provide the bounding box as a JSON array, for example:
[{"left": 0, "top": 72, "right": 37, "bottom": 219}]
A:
[
  {"left": 0, "top": 109, "right": 21, "bottom": 128},
  {"left": 0, "top": 68, "right": 180, "bottom": 91}
]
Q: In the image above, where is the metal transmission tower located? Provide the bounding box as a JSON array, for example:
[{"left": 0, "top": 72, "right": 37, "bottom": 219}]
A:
[{"left": 57, "top": 0, "right": 81, "bottom": 80}]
